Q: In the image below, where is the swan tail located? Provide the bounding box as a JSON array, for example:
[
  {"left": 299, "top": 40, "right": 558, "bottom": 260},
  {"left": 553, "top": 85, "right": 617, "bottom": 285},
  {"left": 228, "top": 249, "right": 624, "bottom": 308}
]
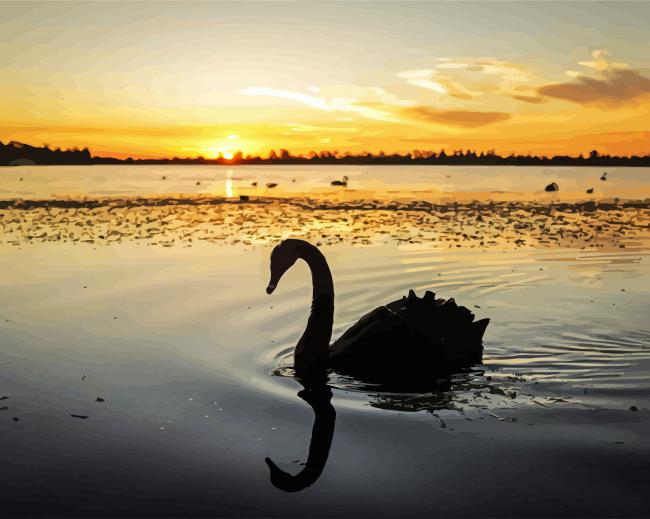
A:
[{"left": 472, "top": 318, "right": 490, "bottom": 342}]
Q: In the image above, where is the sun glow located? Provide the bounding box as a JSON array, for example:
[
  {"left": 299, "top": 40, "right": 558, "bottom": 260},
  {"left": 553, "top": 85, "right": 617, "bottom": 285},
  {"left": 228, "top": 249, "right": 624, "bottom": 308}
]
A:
[{"left": 205, "top": 146, "right": 235, "bottom": 160}]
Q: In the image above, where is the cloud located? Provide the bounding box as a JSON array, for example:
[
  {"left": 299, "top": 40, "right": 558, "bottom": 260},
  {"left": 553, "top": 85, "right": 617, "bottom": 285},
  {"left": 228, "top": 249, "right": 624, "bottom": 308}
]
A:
[
  {"left": 397, "top": 69, "right": 434, "bottom": 80},
  {"left": 537, "top": 69, "right": 650, "bottom": 108},
  {"left": 511, "top": 94, "right": 547, "bottom": 104},
  {"left": 405, "top": 78, "right": 448, "bottom": 95},
  {"left": 576, "top": 50, "right": 629, "bottom": 72},
  {"left": 398, "top": 70, "right": 481, "bottom": 99},
  {"left": 237, "top": 86, "right": 398, "bottom": 122},
  {"left": 238, "top": 87, "right": 331, "bottom": 111},
  {"left": 397, "top": 70, "right": 448, "bottom": 94},
  {"left": 397, "top": 57, "right": 529, "bottom": 100},
  {"left": 401, "top": 106, "right": 510, "bottom": 127}
]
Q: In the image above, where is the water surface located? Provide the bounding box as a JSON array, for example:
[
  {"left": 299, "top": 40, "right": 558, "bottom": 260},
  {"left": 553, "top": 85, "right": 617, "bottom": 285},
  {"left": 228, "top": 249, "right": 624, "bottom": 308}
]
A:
[{"left": 1, "top": 165, "right": 649, "bottom": 517}]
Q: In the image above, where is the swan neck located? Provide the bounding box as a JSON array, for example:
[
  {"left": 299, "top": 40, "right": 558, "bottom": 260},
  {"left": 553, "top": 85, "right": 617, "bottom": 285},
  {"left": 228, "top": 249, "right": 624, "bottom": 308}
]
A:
[
  {"left": 299, "top": 243, "right": 334, "bottom": 300},
  {"left": 293, "top": 242, "right": 334, "bottom": 378}
]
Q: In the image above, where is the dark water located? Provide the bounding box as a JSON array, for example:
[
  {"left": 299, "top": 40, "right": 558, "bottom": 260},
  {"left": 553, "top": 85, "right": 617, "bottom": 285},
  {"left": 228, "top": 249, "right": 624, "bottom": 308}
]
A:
[{"left": 1, "top": 240, "right": 649, "bottom": 517}]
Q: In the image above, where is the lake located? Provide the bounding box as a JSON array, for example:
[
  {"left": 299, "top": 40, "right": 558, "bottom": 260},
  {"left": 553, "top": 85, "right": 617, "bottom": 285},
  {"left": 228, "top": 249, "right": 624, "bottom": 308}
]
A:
[
  {"left": 2, "top": 163, "right": 650, "bottom": 201},
  {"left": 1, "top": 165, "right": 649, "bottom": 517}
]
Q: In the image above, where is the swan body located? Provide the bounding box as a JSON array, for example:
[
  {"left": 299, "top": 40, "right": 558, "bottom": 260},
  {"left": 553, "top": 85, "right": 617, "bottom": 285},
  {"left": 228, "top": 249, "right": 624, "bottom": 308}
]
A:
[
  {"left": 267, "top": 239, "right": 488, "bottom": 380},
  {"left": 329, "top": 290, "right": 488, "bottom": 378}
]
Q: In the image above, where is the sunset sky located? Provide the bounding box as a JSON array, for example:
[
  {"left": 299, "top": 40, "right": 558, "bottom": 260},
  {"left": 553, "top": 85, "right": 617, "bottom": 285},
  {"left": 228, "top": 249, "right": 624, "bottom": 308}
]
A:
[{"left": 2, "top": 1, "right": 649, "bottom": 159}]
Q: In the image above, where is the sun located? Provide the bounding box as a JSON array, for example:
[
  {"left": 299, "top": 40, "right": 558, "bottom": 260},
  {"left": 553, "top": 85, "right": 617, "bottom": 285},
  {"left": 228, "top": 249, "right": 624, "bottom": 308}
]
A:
[{"left": 205, "top": 146, "right": 235, "bottom": 160}]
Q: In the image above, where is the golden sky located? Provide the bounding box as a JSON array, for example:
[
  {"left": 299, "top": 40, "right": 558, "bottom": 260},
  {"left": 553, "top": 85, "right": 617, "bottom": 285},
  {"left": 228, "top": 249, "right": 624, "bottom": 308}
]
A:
[{"left": 1, "top": 1, "right": 649, "bottom": 158}]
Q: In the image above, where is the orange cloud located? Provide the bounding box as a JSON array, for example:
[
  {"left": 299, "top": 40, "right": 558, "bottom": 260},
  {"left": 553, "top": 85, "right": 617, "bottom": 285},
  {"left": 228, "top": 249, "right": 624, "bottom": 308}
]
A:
[
  {"left": 537, "top": 69, "right": 650, "bottom": 108},
  {"left": 511, "top": 95, "right": 547, "bottom": 104},
  {"left": 401, "top": 106, "right": 510, "bottom": 127}
]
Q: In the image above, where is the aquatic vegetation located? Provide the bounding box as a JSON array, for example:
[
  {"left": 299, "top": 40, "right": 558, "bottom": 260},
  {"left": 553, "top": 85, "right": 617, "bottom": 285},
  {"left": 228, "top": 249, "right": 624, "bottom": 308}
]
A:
[{"left": 1, "top": 195, "right": 649, "bottom": 250}]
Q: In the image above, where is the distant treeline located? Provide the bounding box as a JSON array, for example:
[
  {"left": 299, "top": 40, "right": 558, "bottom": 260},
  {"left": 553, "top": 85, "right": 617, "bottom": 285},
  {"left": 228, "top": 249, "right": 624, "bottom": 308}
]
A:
[
  {"left": 1, "top": 141, "right": 92, "bottom": 165},
  {"left": 2, "top": 139, "right": 650, "bottom": 167}
]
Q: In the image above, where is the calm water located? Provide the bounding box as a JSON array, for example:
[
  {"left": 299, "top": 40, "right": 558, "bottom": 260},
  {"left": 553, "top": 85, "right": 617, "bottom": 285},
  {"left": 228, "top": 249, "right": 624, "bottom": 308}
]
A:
[
  {"left": 1, "top": 165, "right": 649, "bottom": 516},
  {"left": 2, "top": 164, "right": 650, "bottom": 201}
]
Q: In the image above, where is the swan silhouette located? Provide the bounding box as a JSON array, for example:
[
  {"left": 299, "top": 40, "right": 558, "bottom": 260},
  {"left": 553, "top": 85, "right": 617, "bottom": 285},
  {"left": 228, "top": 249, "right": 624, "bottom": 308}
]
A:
[
  {"left": 266, "top": 239, "right": 489, "bottom": 381},
  {"left": 265, "top": 378, "right": 336, "bottom": 492}
]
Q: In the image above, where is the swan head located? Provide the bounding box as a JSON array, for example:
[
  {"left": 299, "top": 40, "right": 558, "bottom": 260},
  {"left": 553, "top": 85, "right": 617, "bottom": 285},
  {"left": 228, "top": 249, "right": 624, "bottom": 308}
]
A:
[{"left": 266, "top": 240, "right": 300, "bottom": 294}]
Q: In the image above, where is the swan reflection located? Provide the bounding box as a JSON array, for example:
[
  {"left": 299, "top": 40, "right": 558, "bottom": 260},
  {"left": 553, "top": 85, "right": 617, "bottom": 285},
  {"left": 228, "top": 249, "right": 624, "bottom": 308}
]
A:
[{"left": 265, "top": 377, "right": 336, "bottom": 492}]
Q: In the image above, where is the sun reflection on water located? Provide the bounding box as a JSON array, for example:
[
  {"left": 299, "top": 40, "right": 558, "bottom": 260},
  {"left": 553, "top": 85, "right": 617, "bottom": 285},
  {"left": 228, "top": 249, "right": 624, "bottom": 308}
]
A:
[{"left": 226, "top": 168, "right": 234, "bottom": 198}]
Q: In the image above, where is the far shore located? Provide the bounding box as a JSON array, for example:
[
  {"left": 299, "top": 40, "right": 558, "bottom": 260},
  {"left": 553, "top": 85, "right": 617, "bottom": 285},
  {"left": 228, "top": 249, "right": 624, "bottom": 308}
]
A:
[{"left": 3, "top": 140, "right": 650, "bottom": 167}]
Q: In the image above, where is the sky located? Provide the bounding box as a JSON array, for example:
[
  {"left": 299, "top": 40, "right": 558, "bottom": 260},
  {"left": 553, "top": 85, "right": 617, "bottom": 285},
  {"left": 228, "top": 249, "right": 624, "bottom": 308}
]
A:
[{"left": 1, "top": 1, "right": 650, "bottom": 158}]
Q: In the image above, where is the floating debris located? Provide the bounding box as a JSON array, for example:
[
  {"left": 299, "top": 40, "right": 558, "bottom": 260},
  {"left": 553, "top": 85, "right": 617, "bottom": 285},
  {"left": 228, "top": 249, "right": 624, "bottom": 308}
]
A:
[
  {"left": 95, "top": 397, "right": 105, "bottom": 403},
  {"left": 266, "top": 182, "right": 278, "bottom": 189},
  {"left": 0, "top": 406, "right": 8, "bottom": 411},
  {"left": 533, "top": 399, "right": 551, "bottom": 408},
  {"left": 544, "top": 182, "right": 559, "bottom": 192},
  {"left": 630, "top": 405, "right": 638, "bottom": 412},
  {"left": 586, "top": 188, "right": 594, "bottom": 194},
  {"left": 70, "top": 414, "right": 89, "bottom": 419},
  {"left": 601, "top": 172, "right": 608, "bottom": 181},
  {"left": 0, "top": 396, "right": 8, "bottom": 400},
  {"left": 12, "top": 417, "right": 19, "bottom": 422}
]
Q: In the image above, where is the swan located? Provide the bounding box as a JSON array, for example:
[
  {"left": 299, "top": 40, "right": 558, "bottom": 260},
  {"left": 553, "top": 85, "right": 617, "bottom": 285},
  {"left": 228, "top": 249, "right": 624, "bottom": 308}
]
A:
[
  {"left": 266, "top": 239, "right": 489, "bottom": 381},
  {"left": 330, "top": 175, "right": 348, "bottom": 187}
]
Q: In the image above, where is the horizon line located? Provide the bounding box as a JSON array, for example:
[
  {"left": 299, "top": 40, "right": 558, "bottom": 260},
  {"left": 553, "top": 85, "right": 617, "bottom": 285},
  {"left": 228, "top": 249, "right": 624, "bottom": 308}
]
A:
[{"left": 2, "top": 139, "right": 650, "bottom": 164}]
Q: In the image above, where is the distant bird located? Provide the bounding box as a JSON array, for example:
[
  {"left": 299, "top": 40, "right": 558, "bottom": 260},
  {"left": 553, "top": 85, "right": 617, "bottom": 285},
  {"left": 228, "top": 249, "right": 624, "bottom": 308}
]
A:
[
  {"left": 601, "top": 172, "right": 608, "bottom": 181},
  {"left": 330, "top": 176, "right": 348, "bottom": 187},
  {"left": 545, "top": 182, "right": 559, "bottom": 192},
  {"left": 586, "top": 188, "right": 594, "bottom": 194},
  {"left": 266, "top": 182, "right": 278, "bottom": 189},
  {"left": 266, "top": 239, "right": 489, "bottom": 382}
]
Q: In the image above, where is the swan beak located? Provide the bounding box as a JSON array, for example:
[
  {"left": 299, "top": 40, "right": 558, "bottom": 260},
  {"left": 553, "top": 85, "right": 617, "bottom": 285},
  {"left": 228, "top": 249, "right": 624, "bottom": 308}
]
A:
[{"left": 266, "top": 283, "right": 276, "bottom": 294}]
